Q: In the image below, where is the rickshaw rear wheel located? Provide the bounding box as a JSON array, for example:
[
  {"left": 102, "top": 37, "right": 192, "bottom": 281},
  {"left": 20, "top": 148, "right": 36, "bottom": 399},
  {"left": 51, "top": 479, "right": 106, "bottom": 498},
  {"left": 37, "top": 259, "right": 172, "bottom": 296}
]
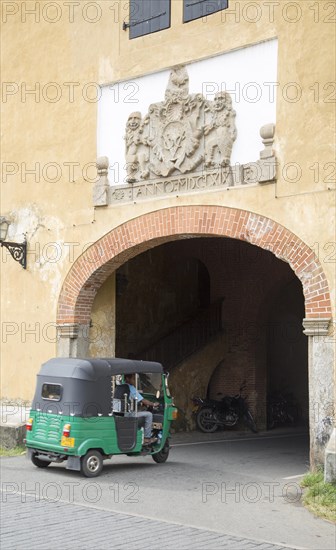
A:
[
  {"left": 152, "top": 440, "right": 170, "bottom": 463},
  {"left": 31, "top": 453, "right": 51, "bottom": 468},
  {"left": 81, "top": 450, "right": 104, "bottom": 477}
]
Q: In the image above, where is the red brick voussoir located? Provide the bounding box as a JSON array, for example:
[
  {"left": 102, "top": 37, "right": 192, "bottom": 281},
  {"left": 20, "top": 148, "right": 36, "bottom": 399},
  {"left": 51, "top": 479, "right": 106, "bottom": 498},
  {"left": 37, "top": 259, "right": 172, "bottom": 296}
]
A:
[{"left": 57, "top": 206, "right": 332, "bottom": 325}]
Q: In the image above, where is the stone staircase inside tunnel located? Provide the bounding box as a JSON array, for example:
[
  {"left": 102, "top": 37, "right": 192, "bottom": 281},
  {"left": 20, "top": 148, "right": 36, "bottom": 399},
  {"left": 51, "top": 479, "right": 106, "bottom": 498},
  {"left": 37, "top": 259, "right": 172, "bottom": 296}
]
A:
[{"left": 137, "top": 299, "right": 224, "bottom": 370}]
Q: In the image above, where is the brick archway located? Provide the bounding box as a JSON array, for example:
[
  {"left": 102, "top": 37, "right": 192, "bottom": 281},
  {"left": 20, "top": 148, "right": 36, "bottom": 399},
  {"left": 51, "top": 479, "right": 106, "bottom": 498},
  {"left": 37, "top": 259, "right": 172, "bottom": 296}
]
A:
[{"left": 57, "top": 206, "right": 332, "bottom": 324}]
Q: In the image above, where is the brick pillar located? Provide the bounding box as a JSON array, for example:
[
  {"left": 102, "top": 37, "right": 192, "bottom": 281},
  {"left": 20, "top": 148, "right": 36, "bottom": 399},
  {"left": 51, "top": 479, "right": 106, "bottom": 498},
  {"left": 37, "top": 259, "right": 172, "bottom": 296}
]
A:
[{"left": 302, "top": 318, "right": 335, "bottom": 474}]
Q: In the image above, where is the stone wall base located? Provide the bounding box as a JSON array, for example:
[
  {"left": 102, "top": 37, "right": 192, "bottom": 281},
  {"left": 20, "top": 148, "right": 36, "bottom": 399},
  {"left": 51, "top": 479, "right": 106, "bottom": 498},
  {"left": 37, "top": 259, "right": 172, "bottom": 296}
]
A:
[
  {"left": 0, "top": 424, "right": 26, "bottom": 449},
  {"left": 324, "top": 428, "right": 336, "bottom": 483}
]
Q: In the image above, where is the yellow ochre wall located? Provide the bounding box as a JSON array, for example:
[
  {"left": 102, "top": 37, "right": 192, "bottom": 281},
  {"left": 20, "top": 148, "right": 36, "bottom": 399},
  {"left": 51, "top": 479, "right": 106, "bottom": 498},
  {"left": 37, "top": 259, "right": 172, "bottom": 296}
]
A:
[{"left": 1, "top": 0, "right": 335, "bottom": 399}]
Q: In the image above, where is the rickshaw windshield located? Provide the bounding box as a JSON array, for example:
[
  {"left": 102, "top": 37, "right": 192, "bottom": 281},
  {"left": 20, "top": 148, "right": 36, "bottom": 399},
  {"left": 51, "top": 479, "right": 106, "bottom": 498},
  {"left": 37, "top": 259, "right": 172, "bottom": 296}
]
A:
[{"left": 138, "top": 372, "right": 162, "bottom": 396}]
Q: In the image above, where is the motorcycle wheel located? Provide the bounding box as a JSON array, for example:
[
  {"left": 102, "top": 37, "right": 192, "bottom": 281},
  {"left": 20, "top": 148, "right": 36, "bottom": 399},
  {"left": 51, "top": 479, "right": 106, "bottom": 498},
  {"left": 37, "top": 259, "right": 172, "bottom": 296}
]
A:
[
  {"left": 196, "top": 408, "right": 218, "bottom": 433},
  {"left": 243, "top": 411, "right": 258, "bottom": 433}
]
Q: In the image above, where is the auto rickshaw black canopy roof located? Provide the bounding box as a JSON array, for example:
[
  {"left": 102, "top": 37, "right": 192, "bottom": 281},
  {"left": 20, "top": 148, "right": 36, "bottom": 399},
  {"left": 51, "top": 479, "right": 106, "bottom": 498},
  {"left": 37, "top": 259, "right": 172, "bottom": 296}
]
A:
[
  {"left": 32, "top": 358, "right": 164, "bottom": 417},
  {"left": 38, "top": 357, "right": 164, "bottom": 380}
]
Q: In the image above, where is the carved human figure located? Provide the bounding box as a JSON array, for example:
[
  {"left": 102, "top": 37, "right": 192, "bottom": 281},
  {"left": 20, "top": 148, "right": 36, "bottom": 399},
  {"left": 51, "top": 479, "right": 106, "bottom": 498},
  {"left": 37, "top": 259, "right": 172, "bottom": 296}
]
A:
[
  {"left": 124, "top": 112, "right": 149, "bottom": 183},
  {"left": 204, "top": 92, "right": 237, "bottom": 168}
]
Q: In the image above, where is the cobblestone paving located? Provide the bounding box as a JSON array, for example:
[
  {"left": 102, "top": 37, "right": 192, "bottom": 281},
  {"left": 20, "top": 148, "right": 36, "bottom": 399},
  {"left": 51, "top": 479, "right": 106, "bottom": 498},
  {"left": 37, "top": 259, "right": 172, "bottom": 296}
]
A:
[{"left": 1, "top": 492, "right": 296, "bottom": 550}]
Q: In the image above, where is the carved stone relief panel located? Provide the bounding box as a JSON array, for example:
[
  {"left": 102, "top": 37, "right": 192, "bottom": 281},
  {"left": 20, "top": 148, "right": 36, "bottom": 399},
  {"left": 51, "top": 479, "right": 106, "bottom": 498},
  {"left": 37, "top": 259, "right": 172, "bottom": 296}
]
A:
[
  {"left": 124, "top": 65, "right": 237, "bottom": 183},
  {"left": 93, "top": 65, "right": 277, "bottom": 206}
]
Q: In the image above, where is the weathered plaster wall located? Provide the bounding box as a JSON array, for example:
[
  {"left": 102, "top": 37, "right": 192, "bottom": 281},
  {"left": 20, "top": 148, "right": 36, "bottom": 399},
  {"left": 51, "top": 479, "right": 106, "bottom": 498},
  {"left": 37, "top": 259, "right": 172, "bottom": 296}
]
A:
[
  {"left": 1, "top": 1, "right": 335, "bottom": 402},
  {"left": 308, "top": 337, "right": 335, "bottom": 466},
  {"left": 169, "top": 332, "right": 230, "bottom": 431},
  {"left": 89, "top": 274, "right": 116, "bottom": 358}
]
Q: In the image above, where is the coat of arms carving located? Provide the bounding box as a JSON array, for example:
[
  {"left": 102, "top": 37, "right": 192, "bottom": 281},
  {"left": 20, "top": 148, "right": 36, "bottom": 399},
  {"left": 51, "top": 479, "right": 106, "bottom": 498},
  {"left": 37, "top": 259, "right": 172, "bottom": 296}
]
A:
[{"left": 124, "top": 65, "right": 237, "bottom": 183}]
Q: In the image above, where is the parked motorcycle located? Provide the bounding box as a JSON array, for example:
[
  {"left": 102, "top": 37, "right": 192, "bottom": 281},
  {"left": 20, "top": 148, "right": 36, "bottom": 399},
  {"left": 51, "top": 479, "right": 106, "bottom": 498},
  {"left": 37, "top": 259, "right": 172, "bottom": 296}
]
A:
[{"left": 191, "top": 383, "right": 258, "bottom": 433}]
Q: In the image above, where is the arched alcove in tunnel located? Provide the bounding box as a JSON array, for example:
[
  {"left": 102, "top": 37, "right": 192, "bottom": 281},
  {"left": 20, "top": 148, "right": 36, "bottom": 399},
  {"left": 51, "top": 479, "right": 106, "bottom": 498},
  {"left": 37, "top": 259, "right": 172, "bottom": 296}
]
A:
[{"left": 114, "top": 240, "right": 211, "bottom": 359}]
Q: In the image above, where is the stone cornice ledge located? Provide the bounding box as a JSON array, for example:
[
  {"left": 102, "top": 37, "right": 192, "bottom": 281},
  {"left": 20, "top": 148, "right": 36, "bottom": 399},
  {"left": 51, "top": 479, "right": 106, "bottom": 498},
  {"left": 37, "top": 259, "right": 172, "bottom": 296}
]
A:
[
  {"left": 57, "top": 323, "right": 79, "bottom": 339},
  {"left": 302, "top": 318, "right": 331, "bottom": 336}
]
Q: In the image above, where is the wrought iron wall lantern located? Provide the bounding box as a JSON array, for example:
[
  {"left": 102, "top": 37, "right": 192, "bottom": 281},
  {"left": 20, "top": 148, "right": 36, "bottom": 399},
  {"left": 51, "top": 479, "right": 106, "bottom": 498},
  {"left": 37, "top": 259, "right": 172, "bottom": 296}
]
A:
[{"left": 0, "top": 217, "right": 27, "bottom": 269}]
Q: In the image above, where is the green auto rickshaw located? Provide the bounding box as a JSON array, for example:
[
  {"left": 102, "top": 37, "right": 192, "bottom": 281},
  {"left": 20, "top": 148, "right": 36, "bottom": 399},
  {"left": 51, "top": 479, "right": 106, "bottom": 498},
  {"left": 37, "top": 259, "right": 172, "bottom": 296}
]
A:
[{"left": 26, "top": 357, "right": 178, "bottom": 477}]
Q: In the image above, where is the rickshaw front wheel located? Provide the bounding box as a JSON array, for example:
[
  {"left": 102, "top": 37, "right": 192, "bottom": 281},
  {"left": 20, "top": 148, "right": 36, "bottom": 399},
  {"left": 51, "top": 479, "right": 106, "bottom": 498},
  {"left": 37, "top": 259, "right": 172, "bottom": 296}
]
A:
[
  {"left": 81, "top": 450, "right": 104, "bottom": 477},
  {"left": 152, "top": 440, "right": 170, "bottom": 464},
  {"left": 31, "top": 453, "right": 51, "bottom": 468}
]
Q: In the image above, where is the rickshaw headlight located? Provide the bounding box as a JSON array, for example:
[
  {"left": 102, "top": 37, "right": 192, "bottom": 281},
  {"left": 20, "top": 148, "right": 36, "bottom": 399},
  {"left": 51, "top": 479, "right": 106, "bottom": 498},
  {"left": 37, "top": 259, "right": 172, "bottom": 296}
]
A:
[
  {"left": 63, "top": 423, "right": 71, "bottom": 437},
  {"left": 26, "top": 418, "right": 33, "bottom": 431}
]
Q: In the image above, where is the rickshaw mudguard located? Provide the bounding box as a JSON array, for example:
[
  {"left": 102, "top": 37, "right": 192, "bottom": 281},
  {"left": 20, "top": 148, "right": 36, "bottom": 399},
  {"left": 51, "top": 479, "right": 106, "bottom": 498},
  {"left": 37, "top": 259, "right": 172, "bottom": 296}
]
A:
[{"left": 76, "top": 438, "right": 111, "bottom": 457}]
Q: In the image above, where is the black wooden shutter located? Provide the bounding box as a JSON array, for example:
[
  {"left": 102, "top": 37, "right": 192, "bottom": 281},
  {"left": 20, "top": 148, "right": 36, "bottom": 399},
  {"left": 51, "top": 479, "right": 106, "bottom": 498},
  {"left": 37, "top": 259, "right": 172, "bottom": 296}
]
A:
[
  {"left": 128, "top": 0, "right": 171, "bottom": 39},
  {"left": 183, "top": 0, "right": 228, "bottom": 22}
]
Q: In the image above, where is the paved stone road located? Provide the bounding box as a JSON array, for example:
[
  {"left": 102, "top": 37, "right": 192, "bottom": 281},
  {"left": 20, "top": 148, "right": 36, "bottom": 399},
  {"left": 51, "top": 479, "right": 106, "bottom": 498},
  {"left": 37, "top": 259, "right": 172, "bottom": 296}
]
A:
[{"left": 1, "top": 492, "right": 294, "bottom": 550}]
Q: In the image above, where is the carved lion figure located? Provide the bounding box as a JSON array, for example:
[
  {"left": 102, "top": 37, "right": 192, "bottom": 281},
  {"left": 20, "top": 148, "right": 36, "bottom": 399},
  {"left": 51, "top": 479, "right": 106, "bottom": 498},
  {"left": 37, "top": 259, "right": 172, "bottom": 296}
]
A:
[
  {"left": 124, "top": 112, "right": 150, "bottom": 183},
  {"left": 204, "top": 92, "right": 237, "bottom": 168}
]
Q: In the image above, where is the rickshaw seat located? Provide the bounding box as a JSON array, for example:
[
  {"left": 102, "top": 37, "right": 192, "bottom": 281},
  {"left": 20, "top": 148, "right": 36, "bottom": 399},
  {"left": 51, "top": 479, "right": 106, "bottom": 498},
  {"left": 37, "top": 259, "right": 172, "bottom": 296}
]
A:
[
  {"left": 113, "top": 384, "right": 130, "bottom": 414},
  {"left": 114, "top": 384, "right": 130, "bottom": 400},
  {"left": 113, "top": 384, "right": 151, "bottom": 430},
  {"left": 113, "top": 385, "right": 146, "bottom": 429}
]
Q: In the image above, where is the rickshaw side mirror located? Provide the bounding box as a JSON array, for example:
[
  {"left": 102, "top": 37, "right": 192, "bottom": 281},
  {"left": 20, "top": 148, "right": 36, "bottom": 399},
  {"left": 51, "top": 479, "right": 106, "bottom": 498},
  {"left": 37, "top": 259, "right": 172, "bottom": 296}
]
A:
[{"left": 164, "top": 373, "right": 171, "bottom": 397}]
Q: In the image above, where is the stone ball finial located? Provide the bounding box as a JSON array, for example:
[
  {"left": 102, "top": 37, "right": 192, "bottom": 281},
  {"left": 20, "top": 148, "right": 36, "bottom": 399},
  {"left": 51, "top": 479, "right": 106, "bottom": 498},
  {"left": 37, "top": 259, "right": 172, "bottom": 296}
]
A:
[
  {"left": 93, "top": 157, "right": 109, "bottom": 207},
  {"left": 96, "top": 156, "right": 109, "bottom": 173},
  {"left": 260, "top": 123, "right": 275, "bottom": 143},
  {"left": 259, "top": 124, "right": 275, "bottom": 162}
]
